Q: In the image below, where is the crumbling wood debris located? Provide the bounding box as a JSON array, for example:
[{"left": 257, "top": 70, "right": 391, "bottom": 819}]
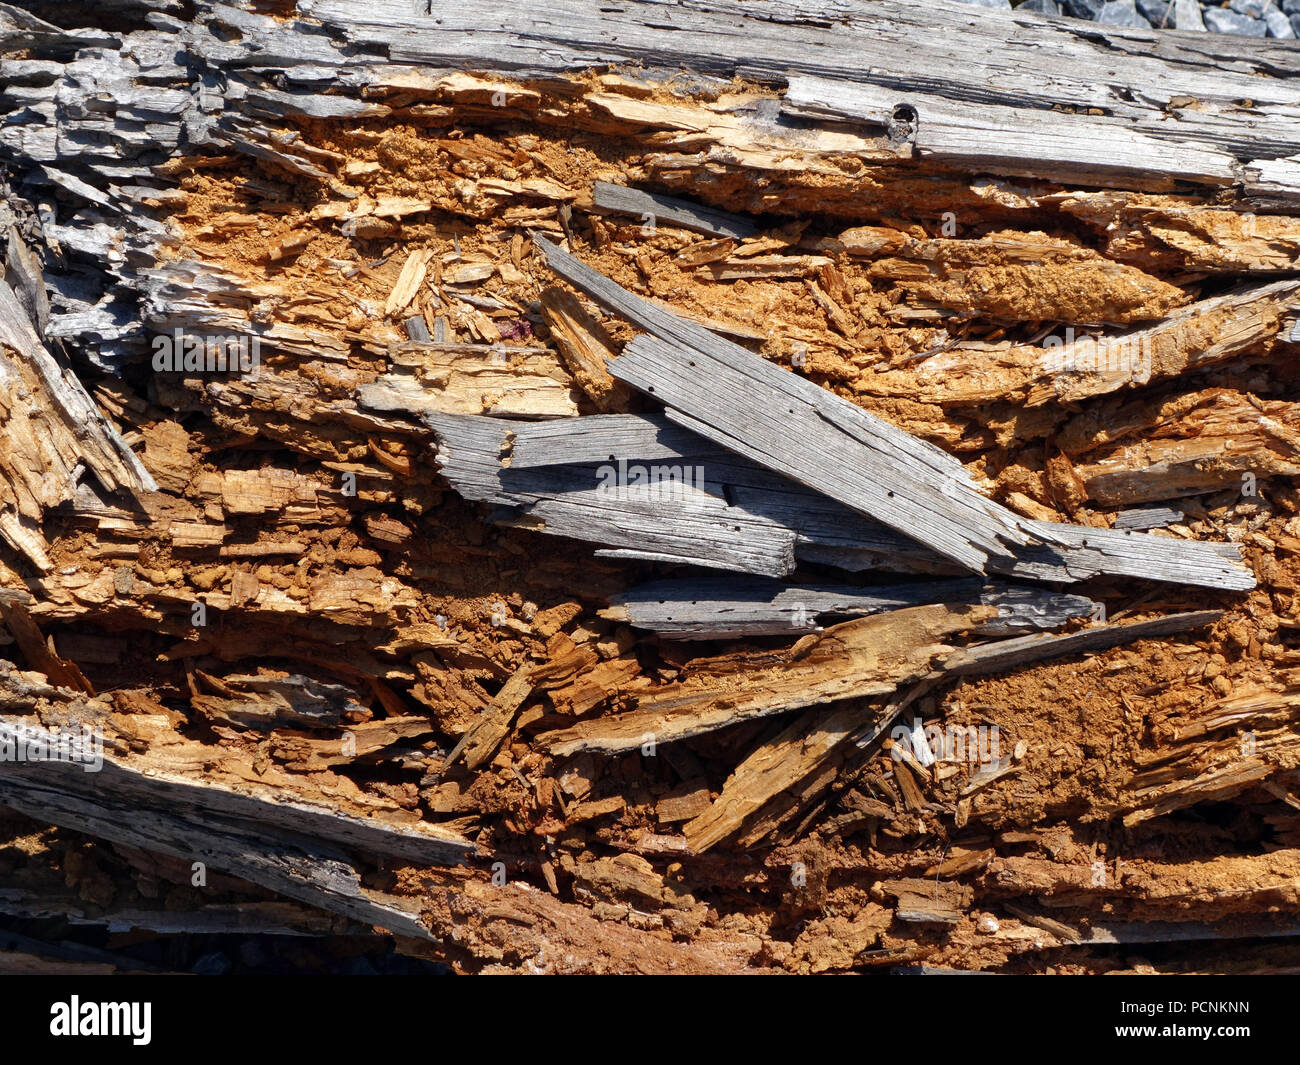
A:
[
  {"left": 1, "top": 0, "right": 1298, "bottom": 975},
  {"left": 541, "top": 608, "right": 1221, "bottom": 760},
  {"left": 0, "top": 279, "right": 156, "bottom": 571},
  {"left": 541, "top": 602, "right": 998, "bottom": 757},
  {"left": 682, "top": 610, "right": 1223, "bottom": 852}
]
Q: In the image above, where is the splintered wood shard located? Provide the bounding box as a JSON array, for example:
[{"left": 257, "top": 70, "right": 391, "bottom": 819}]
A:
[
  {"left": 540, "top": 602, "right": 994, "bottom": 757},
  {"left": 428, "top": 409, "right": 1254, "bottom": 591},
  {"left": 682, "top": 610, "right": 1223, "bottom": 852},
  {"left": 0, "top": 280, "right": 157, "bottom": 571},
  {"left": 535, "top": 235, "right": 1042, "bottom": 575},
  {"left": 424, "top": 411, "right": 798, "bottom": 575},
  {"left": 590, "top": 181, "right": 759, "bottom": 240},
  {"left": 605, "top": 576, "right": 1095, "bottom": 641}
]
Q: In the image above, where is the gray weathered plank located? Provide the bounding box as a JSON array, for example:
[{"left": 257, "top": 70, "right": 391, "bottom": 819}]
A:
[
  {"left": 591, "top": 181, "right": 759, "bottom": 239},
  {"left": 606, "top": 576, "right": 1094, "bottom": 640},
  {"left": 430, "top": 410, "right": 1255, "bottom": 590},
  {"left": 300, "top": 0, "right": 1300, "bottom": 200},
  {"left": 782, "top": 75, "right": 1236, "bottom": 193},
  {"left": 942, "top": 609, "right": 1224, "bottom": 677},
  {"left": 425, "top": 411, "right": 798, "bottom": 575},
  {"left": 536, "top": 236, "right": 1042, "bottom": 574},
  {"left": 1114, "top": 506, "right": 1185, "bottom": 531}
]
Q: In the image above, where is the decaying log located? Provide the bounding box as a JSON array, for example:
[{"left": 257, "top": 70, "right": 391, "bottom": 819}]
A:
[{"left": 0, "top": 0, "right": 1297, "bottom": 976}]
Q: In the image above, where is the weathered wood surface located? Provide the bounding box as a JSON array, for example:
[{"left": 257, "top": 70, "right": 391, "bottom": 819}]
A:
[
  {"left": 591, "top": 182, "right": 758, "bottom": 240},
  {"left": 300, "top": 0, "right": 1300, "bottom": 201},
  {"left": 425, "top": 411, "right": 799, "bottom": 575},
  {"left": 537, "top": 235, "right": 1043, "bottom": 574},
  {"left": 429, "top": 409, "right": 1254, "bottom": 590},
  {"left": 1114, "top": 506, "right": 1184, "bottom": 531},
  {"left": 783, "top": 76, "right": 1236, "bottom": 194},
  {"left": 0, "top": 0, "right": 1293, "bottom": 975},
  {"left": 605, "top": 576, "right": 1094, "bottom": 640}
]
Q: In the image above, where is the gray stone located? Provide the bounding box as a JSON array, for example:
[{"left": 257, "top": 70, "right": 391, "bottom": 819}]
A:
[
  {"left": 1174, "top": 0, "right": 1208, "bottom": 26},
  {"left": 1066, "top": 0, "right": 1107, "bottom": 17},
  {"left": 1289, "top": 9, "right": 1300, "bottom": 29},
  {"left": 1098, "top": 0, "right": 1153, "bottom": 22},
  {"left": 1018, "top": 0, "right": 1063, "bottom": 13},
  {"left": 953, "top": 0, "right": 1013, "bottom": 8},
  {"left": 1204, "top": 5, "right": 1269, "bottom": 31},
  {"left": 1265, "top": 4, "right": 1297, "bottom": 31},
  {"left": 1137, "top": 0, "right": 1172, "bottom": 22},
  {"left": 1283, "top": 0, "right": 1300, "bottom": 13},
  {"left": 1228, "top": 0, "right": 1271, "bottom": 15}
]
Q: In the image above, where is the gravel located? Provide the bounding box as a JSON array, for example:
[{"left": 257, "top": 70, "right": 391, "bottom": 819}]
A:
[
  {"left": 1264, "top": 4, "right": 1297, "bottom": 33},
  {"left": 1137, "top": 0, "right": 1172, "bottom": 23},
  {"left": 1203, "top": 5, "right": 1271, "bottom": 30},
  {"left": 1173, "top": 0, "right": 1209, "bottom": 26},
  {"left": 1008, "top": 0, "right": 1290, "bottom": 36},
  {"left": 1097, "top": 0, "right": 1153, "bottom": 22}
]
